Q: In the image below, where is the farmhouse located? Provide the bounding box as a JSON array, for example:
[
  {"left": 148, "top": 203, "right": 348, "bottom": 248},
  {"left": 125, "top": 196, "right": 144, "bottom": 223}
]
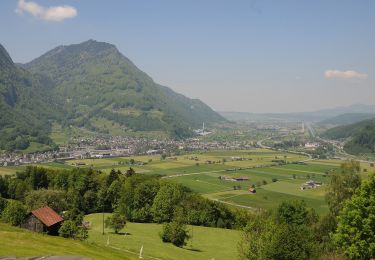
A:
[
  {"left": 75, "top": 162, "right": 86, "bottom": 166},
  {"left": 248, "top": 188, "right": 256, "bottom": 194},
  {"left": 21, "top": 206, "right": 63, "bottom": 235},
  {"left": 219, "top": 176, "right": 249, "bottom": 182},
  {"left": 234, "top": 176, "right": 249, "bottom": 181},
  {"left": 300, "top": 180, "right": 322, "bottom": 190}
]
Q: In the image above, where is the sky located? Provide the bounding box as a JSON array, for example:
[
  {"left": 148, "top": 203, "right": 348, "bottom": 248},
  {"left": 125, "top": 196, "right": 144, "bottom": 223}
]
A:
[{"left": 1, "top": 0, "right": 374, "bottom": 113}]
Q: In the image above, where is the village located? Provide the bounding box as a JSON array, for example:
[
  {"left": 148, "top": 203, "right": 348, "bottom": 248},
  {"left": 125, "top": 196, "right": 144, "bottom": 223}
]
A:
[{"left": 0, "top": 135, "right": 258, "bottom": 167}]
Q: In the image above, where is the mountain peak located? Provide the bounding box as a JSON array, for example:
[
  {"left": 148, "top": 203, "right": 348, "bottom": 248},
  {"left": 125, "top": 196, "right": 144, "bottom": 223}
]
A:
[
  {"left": 79, "top": 39, "right": 116, "bottom": 49},
  {"left": 0, "top": 43, "right": 14, "bottom": 68}
]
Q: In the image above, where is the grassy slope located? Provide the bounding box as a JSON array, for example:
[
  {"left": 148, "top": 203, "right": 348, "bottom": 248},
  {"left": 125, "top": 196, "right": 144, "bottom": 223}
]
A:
[
  {"left": 85, "top": 213, "right": 240, "bottom": 260},
  {"left": 0, "top": 223, "right": 134, "bottom": 259}
]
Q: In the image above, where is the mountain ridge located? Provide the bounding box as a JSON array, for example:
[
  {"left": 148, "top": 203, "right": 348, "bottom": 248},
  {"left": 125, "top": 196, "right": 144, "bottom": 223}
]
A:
[
  {"left": 0, "top": 43, "right": 57, "bottom": 150},
  {"left": 220, "top": 104, "right": 375, "bottom": 122},
  {"left": 0, "top": 40, "right": 225, "bottom": 151}
]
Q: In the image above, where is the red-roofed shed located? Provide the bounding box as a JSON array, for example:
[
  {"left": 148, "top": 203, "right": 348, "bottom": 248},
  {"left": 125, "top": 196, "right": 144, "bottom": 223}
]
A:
[{"left": 22, "top": 206, "right": 63, "bottom": 235}]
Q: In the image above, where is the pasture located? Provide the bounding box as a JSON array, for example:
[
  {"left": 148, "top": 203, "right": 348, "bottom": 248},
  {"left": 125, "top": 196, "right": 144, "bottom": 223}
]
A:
[
  {"left": 85, "top": 213, "right": 240, "bottom": 260},
  {"left": 0, "top": 223, "right": 133, "bottom": 259}
]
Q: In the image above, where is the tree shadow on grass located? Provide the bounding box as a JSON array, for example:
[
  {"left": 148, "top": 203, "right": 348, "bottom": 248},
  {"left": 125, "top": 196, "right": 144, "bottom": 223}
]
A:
[{"left": 185, "top": 247, "right": 202, "bottom": 252}]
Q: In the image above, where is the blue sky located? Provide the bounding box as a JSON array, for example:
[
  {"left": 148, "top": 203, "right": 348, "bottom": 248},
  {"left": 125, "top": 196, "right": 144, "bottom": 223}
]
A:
[{"left": 1, "top": 0, "right": 374, "bottom": 113}]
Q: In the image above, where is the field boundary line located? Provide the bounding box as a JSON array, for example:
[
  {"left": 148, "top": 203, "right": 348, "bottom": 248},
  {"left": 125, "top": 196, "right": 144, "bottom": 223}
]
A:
[{"left": 108, "top": 245, "right": 162, "bottom": 260}]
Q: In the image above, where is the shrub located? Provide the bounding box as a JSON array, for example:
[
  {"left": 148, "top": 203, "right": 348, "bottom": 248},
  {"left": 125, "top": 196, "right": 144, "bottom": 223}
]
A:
[
  {"left": 1, "top": 200, "right": 28, "bottom": 226},
  {"left": 105, "top": 212, "right": 126, "bottom": 234},
  {"left": 59, "top": 220, "right": 88, "bottom": 240},
  {"left": 160, "top": 220, "right": 189, "bottom": 247}
]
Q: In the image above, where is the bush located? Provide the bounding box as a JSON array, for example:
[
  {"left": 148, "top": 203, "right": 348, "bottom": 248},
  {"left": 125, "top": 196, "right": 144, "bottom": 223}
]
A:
[
  {"left": 0, "top": 197, "right": 7, "bottom": 215},
  {"left": 160, "top": 220, "right": 189, "bottom": 247},
  {"left": 1, "top": 200, "right": 28, "bottom": 226},
  {"left": 59, "top": 220, "right": 88, "bottom": 240},
  {"left": 105, "top": 212, "right": 126, "bottom": 234}
]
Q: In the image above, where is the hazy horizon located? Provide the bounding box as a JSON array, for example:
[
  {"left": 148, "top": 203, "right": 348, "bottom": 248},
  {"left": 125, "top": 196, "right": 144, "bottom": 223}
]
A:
[{"left": 1, "top": 0, "right": 374, "bottom": 113}]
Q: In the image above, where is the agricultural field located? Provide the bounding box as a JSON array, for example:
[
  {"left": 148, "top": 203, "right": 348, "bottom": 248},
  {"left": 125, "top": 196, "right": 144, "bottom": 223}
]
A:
[
  {"left": 85, "top": 213, "right": 240, "bottom": 260},
  {"left": 61, "top": 149, "right": 335, "bottom": 214},
  {"left": 2, "top": 149, "right": 373, "bottom": 214}
]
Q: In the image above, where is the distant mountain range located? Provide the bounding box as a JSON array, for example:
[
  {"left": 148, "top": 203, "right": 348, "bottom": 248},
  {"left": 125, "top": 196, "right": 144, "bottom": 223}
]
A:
[
  {"left": 318, "top": 113, "right": 375, "bottom": 126},
  {"left": 220, "top": 104, "right": 375, "bottom": 122},
  {"left": 0, "top": 40, "right": 225, "bottom": 151}
]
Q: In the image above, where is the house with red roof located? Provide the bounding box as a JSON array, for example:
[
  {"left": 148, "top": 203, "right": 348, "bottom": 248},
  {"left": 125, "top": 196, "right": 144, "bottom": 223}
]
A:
[{"left": 21, "top": 206, "right": 63, "bottom": 235}]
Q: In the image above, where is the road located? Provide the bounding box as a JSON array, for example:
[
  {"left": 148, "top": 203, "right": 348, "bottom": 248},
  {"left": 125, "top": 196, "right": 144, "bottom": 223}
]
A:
[{"left": 305, "top": 122, "right": 316, "bottom": 138}]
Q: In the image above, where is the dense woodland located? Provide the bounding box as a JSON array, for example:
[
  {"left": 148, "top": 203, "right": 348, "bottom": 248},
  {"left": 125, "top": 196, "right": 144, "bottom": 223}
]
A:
[{"left": 0, "top": 161, "right": 374, "bottom": 258}]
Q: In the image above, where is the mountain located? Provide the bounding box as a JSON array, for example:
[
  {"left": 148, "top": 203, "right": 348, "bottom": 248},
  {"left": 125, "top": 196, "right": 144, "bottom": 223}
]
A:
[
  {"left": 318, "top": 113, "right": 375, "bottom": 126},
  {"left": 221, "top": 104, "right": 375, "bottom": 122},
  {"left": 0, "top": 44, "right": 58, "bottom": 151},
  {"left": 24, "top": 40, "right": 224, "bottom": 138},
  {"left": 323, "top": 119, "right": 375, "bottom": 155}
]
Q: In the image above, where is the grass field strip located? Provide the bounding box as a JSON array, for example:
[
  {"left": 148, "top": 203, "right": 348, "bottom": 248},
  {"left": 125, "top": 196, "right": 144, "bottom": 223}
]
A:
[
  {"left": 212, "top": 198, "right": 255, "bottom": 210},
  {"left": 272, "top": 167, "right": 326, "bottom": 175},
  {"left": 161, "top": 169, "right": 228, "bottom": 178},
  {"left": 194, "top": 179, "right": 233, "bottom": 191}
]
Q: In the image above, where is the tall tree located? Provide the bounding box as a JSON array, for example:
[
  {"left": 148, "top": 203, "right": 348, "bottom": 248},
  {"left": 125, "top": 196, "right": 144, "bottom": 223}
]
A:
[
  {"left": 326, "top": 160, "right": 361, "bottom": 216},
  {"left": 333, "top": 174, "right": 375, "bottom": 259}
]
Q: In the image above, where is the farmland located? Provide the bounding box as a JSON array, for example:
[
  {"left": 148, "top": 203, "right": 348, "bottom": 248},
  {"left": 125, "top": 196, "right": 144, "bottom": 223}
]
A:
[{"left": 3, "top": 149, "right": 370, "bottom": 215}]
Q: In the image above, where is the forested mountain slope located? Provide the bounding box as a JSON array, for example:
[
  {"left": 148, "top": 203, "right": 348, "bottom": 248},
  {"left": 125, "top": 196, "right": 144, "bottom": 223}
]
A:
[
  {"left": 0, "top": 44, "right": 58, "bottom": 150},
  {"left": 324, "top": 119, "right": 375, "bottom": 154},
  {"left": 0, "top": 40, "right": 225, "bottom": 151},
  {"left": 24, "top": 40, "right": 225, "bottom": 138}
]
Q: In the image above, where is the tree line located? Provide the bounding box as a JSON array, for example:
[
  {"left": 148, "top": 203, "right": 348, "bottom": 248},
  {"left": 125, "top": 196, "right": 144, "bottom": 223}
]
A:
[{"left": 0, "top": 166, "right": 249, "bottom": 243}]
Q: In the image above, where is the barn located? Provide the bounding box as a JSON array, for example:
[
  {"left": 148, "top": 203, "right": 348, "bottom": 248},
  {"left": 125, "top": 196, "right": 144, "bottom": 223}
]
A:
[{"left": 22, "top": 206, "right": 63, "bottom": 235}]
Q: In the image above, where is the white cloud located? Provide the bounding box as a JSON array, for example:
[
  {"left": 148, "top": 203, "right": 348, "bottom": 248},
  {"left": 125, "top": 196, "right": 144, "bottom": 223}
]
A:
[
  {"left": 16, "top": 0, "right": 77, "bottom": 22},
  {"left": 325, "top": 69, "right": 368, "bottom": 80}
]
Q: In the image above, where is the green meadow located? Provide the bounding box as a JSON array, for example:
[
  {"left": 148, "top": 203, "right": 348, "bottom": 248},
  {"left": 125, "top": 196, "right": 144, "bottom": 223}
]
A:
[
  {"left": 0, "top": 223, "right": 134, "bottom": 259},
  {"left": 85, "top": 213, "right": 240, "bottom": 260}
]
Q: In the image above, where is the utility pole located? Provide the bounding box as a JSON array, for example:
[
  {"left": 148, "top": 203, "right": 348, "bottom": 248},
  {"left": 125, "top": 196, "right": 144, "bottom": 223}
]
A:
[{"left": 102, "top": 204, "right": 105, "bottom": 235}]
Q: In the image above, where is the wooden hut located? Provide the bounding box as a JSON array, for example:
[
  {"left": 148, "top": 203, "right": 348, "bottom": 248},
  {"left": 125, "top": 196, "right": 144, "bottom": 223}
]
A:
[{"left": 22, "top": 206, "right": 63, "bottom": 235}]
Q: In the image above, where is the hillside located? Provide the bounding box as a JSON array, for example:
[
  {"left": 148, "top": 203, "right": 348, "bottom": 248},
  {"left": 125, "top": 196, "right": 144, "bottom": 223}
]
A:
[
  {"left": 86, "top": 213, "right": 240, "bottom": 260},
  {"left": 0, "top": 222, "right": 133, "bottom": 259},
  {"left": 24, "top": 40, "right": 225, "bottom": 138},
  {"left": 324, "top": 119, "right": 375, "bottom": 154},
  {"left": 0, "top": 44, "right": 58, "bottom": 151},
  {"left": 318, "top": 113, "right": 375, "bottom": 126}
]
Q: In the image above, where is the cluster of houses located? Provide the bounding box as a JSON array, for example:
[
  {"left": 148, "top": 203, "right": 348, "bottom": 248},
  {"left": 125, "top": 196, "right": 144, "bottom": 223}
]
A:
[
  {"left": 0, "top": 151, "right": 59, "bottom": 167},
  {"left": 0, "top": 135, "right": 261, "bottom": 167},
  {"left": 304, "top": 142, "right": 320, "bottom": 149}
]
